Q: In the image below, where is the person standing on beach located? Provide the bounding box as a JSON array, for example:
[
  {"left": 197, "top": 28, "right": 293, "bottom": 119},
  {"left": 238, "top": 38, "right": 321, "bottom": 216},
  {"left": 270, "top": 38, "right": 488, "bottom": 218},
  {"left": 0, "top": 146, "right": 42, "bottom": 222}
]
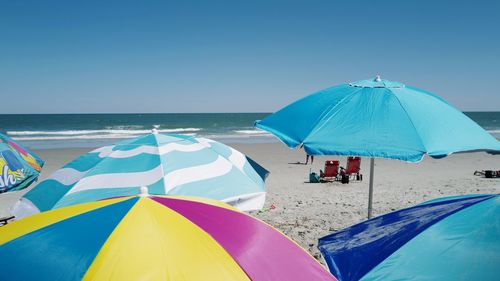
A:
[
  {"left": 300, "top": 144, "right": 314, "bottom": 165},
  {"left": 305, "top": 154, "right": 314, "bottom": 165}
]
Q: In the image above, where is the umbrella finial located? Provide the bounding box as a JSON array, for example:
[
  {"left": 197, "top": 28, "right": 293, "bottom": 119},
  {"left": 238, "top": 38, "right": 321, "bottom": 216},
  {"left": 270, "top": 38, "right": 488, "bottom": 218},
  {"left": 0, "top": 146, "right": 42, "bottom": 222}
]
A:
[
  {"left": 375, "top": 75, "right": 381, "bottom": 82},
  {"left": 139, "top": 186, "right": 150, "bottom": 197},
  {"left": 151, "top": 128, "right": 159, "bottom": 134}
]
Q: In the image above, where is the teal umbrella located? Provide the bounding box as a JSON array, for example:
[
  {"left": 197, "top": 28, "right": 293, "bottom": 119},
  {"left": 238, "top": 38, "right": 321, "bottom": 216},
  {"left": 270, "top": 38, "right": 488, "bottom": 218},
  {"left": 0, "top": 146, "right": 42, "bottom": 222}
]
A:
[
  {"left": 256, "top": 76, "right": 500, "bottom": 217},
  {"left": 318, "top": 194, "right": 500, "bottom": 281}
]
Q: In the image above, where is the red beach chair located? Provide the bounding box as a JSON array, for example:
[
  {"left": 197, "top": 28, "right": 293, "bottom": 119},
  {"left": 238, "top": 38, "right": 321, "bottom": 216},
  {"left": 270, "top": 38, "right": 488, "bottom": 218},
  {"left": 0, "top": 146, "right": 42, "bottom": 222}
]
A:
[
  {"left": 344, "top": 157, "right": 362, "bottom": 181},
  {"left": 320, "top": 160, "right": 339, "bottom": 182}
]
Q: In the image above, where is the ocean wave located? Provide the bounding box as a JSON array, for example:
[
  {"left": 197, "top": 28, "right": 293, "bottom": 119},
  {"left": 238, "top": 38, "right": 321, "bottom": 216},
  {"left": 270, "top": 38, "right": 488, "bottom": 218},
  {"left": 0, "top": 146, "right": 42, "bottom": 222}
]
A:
[
  {"left": 7, "top": 127, "right": 201, "bottom": 141},
  {"left": 234, "top": 129, "right": 272, "bottom": 135},
  {"left": 204, "top": 134, "right": 274, "bottom": 139},
  {"left": 11, "top": 132, "right": 198, "bottom": 141},
  {"left": 12, "top": 134, "right": 146, "bottom": 141},
  {"left": 487, "top": 129, "right": 500, "bottom": 134},
  {"left": 7, "top": 128, "right": 201, "bottom": 136}
]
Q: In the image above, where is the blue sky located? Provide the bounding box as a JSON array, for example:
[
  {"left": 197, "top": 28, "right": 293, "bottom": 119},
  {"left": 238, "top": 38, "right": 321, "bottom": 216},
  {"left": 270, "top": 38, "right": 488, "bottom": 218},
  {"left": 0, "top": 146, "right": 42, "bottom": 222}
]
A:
[{"left": 0, "top": 0, "right": 499, "bottom": 113}]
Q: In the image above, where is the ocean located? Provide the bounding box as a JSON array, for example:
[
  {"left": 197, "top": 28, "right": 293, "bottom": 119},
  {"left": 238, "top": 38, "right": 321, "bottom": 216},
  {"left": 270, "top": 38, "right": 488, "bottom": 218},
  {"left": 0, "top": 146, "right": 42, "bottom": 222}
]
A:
[
  {"left": 0, "top": 112, "right": 499, "bottom": 149},
  {"left": 0, "top": 113, "right": 274, "bottom": 149}
]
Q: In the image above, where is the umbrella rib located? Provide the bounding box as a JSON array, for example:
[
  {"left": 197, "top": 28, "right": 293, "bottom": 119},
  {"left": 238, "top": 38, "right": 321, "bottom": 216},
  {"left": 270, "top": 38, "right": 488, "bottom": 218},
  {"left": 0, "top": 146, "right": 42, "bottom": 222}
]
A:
[
  {"left": 64, "top": 137, "right": 171, "bottom": 199},
  {"left": 202, "top": 140, "right": 262, "bottom": 187},
  {"left": 153, "top": 134, "right": 168, "bottom": 195},
  {"left": 302, "top": 87, "right": 364, "bottom": 146},
  {"left": 60, "top": 152, "right": 111, "bottom": 203},
  {"left": 391, "top": 91, "right": 428, "bottom": 155}
]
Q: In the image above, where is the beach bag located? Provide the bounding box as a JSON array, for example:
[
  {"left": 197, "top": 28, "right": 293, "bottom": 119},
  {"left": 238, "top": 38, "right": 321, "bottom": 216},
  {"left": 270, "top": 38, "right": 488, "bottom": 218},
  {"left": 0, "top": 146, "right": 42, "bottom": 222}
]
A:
[
  {"left": 309, "top": 172, "right": 320, "bottom": 183},
  {"left": 341, "top": 174, "right": 349, "bottom": 184},
  {"left": 485, "top": 170, "right": 499, "bottom": 178}
]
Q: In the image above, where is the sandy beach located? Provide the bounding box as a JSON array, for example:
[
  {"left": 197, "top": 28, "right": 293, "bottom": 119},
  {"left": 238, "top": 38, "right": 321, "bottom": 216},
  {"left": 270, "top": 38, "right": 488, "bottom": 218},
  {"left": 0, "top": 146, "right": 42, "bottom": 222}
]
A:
[{"left": 0, "top": 143, "right": 498, "bottom": 260}]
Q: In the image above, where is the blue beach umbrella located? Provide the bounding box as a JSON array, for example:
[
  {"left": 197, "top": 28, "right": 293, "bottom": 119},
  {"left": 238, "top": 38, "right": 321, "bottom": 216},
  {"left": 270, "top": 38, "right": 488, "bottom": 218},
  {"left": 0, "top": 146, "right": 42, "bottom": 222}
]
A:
[
  {"left": 0, "top": 133, "right": 44, "bottom": 193},
  {"left": 255, "top": 76, "right": 500, "bottom": 217},
  {"left": 318, "top": 194, "right": 500, "bottom": 281},
  {"left": 11, "top": 132, "right": 268, "bottom": 218}
]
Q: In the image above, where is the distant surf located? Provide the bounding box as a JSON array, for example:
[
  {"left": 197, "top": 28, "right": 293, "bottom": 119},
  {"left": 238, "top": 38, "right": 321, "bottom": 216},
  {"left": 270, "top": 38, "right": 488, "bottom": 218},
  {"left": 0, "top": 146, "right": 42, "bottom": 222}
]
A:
[
  {"left": 7, "top": 128, "right": 202, "bottom": 141},
  {"left": 0, "top": 112, "right": 497, "bottom": 149},
  {"left": 7, "top": 128, "right": 201, "bottom": 136},
  {"left": 234, "top": 129, "right": 272, "bottom": 135}
]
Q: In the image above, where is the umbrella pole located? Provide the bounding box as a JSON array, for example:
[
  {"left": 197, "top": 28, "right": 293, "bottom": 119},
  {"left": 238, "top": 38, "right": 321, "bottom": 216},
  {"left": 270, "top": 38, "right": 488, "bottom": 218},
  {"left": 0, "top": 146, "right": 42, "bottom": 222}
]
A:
[{"left": 367, "top": 158, "right": 375, "bottom": 219}]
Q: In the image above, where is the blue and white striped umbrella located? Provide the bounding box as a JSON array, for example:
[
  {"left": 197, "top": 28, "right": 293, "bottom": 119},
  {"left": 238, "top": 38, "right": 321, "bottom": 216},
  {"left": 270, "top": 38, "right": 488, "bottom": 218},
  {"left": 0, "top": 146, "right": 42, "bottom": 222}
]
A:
[{"left": 11, "top": 132, "right": 268, "bottom": 218}]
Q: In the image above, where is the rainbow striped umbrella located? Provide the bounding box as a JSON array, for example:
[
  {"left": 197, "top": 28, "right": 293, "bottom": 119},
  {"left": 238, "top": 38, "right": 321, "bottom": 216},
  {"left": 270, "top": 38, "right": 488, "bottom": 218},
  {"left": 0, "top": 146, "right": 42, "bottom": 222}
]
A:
[
  {"left": 0, "top": 191, "right": 336, "bottom": 281},
  {"left": 0, "top": 133, "right": 44, "bottom": 193}
]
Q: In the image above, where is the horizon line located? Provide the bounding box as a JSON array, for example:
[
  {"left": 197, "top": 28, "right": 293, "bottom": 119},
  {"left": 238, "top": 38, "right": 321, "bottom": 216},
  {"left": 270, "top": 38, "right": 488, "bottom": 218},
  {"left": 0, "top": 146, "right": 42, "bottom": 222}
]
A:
[
  {"left": 0, "top": 112, "right": 273, "bottom": 115},
  {"left": 0, "top": 111, "right": 498, "bottom": 115}
]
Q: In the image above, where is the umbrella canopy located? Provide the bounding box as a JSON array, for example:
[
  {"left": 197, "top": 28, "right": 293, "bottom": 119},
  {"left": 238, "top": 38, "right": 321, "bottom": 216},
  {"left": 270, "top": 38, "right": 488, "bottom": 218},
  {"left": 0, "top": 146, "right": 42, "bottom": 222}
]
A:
[
  {"left": 0, "top": 192, "right": 336, "bottom": 281},
  {"left": 0, "top": 133, "right": 44, "bottom": 193},
  {"left": 318, "top": 194, "right": 500, "bottom": 281},
  {"left": 255, "top": 76, "right": 500, "bottom": 217},
  {"left": 12, "top": 132, "right": 268, "bottom": 218},
  {"left": 255, "top": 76, "right": 500, "bottom": 161}
]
